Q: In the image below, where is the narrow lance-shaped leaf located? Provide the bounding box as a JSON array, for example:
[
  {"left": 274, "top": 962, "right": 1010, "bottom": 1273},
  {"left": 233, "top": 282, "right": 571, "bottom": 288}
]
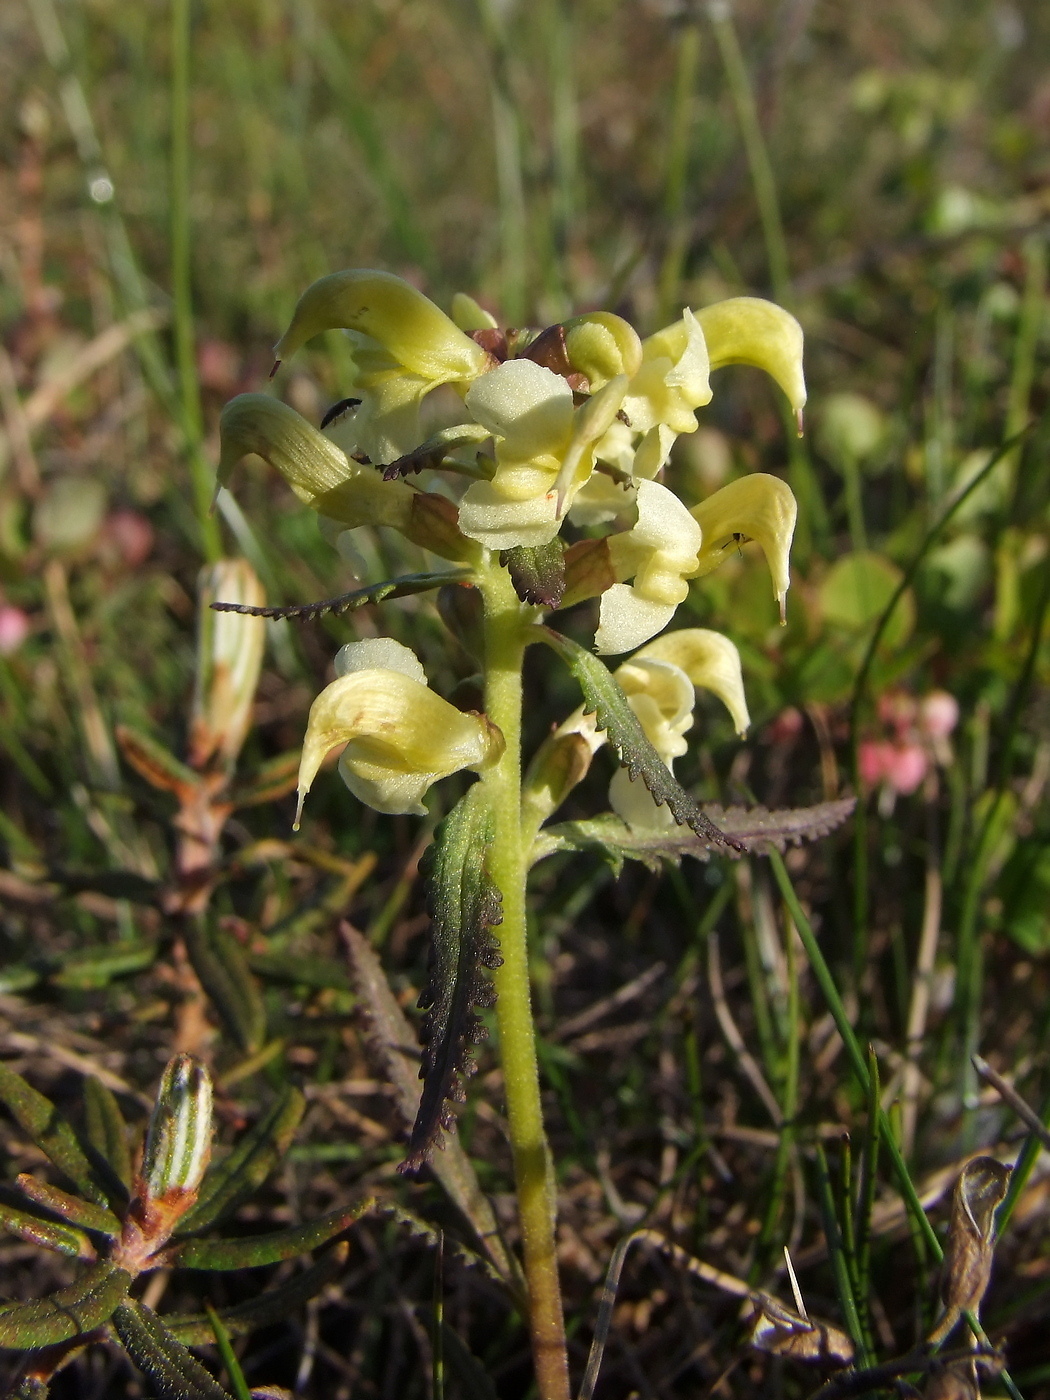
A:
[
  {"left": 0, "top": 1063, "right": 120, "bottom": 1211},
  {"left": 111, "top": 1301, "right": 234, "bottom": 1400},
  {"left": 82, "top": 1076, "right": 132, "bottom": 1193},
  {"left": 535, "top": 628, "right": 740, "bottom": 850},
  {"left": 169, "top": 1201, "right": 372, "bottom": 1270},
  {"left": 0, "top": 1262, "right": 130, "bottom": 1349},
  {"left": 15, "top": 1177, "right": 120, "bottom": 1238},
  {"left": 184, "top": 916, "right": 266, "bottom": 1056},
  {"left": 0, "top": 1200, "right": 94, "bottom": 1260},
  {"left": 164, "top": 1243, "right": 349, "bottom": 1345},
  {"left": 403, "top": 785, "right": 503, "bottom": 1173},
  {"left": 177, "top": 1086, "right": 305, "bottom": 1234}
]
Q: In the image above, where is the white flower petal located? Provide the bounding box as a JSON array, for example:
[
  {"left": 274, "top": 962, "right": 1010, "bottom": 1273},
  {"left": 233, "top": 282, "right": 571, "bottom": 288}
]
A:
[
  {"left": 464, "top": 359, "right": 574, "bottom": 463},
  {"left": 595, "top": 583, "right": 676, "bottom": 655},
  {"left": 458, "top": 479, "right": 561, "bottom": 550},
  {"left": 637, "top": 629, "right": 750, "bottom": 736}
]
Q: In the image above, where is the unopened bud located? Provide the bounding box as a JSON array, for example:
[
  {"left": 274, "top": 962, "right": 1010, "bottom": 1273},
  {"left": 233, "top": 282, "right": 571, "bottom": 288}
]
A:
[
  {"left": 189, "top": 559, "right": 266, "bottom": 772},
  {"left": 142, "top": 1055, "right": 213, "bottom": 1200}
]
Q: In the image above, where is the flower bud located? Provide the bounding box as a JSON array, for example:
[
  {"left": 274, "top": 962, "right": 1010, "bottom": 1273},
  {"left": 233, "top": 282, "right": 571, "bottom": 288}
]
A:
[
  {"left": 141, "top": 1055, "right": 213, "bottom": 1200},
  {"left": 451, "top": 291, "right": 498, "bottom": 332},
  {"left": 273, "top": 270, "right": 492, "bottom": 383},
  {"left": 689, "top": 473, "right": 797, "bottom": 622},
  {"left": 189, "top": 559, "right": 266, "bottom": 772},
  {"left": 564, "top": 313, "right": 643, "bottom": 386},
  {"left": 694, "top": 297, "right": 807, "bottom": 424},
  {"left": 296, "top": 641, "right": 504, "bottom": 822}
]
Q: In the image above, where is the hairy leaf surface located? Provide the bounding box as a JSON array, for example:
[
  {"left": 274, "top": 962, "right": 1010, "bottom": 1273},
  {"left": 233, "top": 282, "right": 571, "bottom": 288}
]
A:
[
  {"left": 404, "top": 785, "right": 502, "bottom": 1173},
  {"left": 533, "top": 800, "right": 856, "bottom": 871},
  {"left": 112, "top": 1301, "right": 233, "bottom": 1399},
  {"left": 0, "top": 1263, "right": 130, "bottom": 1349}
]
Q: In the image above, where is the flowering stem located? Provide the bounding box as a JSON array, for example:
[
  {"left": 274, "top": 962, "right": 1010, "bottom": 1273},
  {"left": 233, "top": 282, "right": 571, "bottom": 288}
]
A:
[{"left": 478, "top": 559, "right": 570, "bottom": 1400}]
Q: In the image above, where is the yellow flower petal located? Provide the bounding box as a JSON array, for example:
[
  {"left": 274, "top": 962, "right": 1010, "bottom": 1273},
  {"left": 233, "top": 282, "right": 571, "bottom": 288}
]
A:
[
  {"left": 296, "top": 667, "right": 503, "bottom": 822},
  {"left": 689, "top": 473, "right": 798, "bottom": 621},
  {"left": 274, "top": 269, "right": 492, "bottom": 382},
  {"left": 694, "top": 297, "right": 806, "bottom": 421},
  {"left": 636, "top": 629, "right": 750, "bottom": 736}
]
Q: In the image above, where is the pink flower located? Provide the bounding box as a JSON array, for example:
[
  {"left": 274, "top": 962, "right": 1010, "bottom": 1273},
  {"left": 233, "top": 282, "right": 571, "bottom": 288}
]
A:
[
  {"left": 0, "top": 605, "right": 30, "bottom": 656},
  {"left": 919, "top": 690, "right": 959, "bottom": 740},
  {"left": 883, "top": 743, "right": 928, "bottom": 795},
  {"left": 103, "top": 511, "right": 155, "bottom": 568},
  {"left": 766, "top": 706, "right": 804, "bottom": 744},
  {"left": 858, "top": 740, "right": 893, "bottom": 787},
  {"left": 877, "top": 690, "right": 917, "bottom": 736}
]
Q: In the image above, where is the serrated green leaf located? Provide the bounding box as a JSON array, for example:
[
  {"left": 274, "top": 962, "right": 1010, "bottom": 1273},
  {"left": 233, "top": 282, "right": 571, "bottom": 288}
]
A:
[
  {"left": 0, "top": 1262, "right": 130, "bottom": 1349},
  {"left": 0, "top": 1063, "right": 116, "bottom": 1209},
  {"left": 537, "top": 627, "right": 738, "bottom": 850},
  {"left": 177, "top": 1087, "right": 305, "bottom": 1234},
  {"left": 15, "top": 1177, "right": 120, "bottom": 1237},
  {"left": 185, "top": 917, "right": 266, "bottom": 1055},
  {"left": 112, "top": 1301, "right": 234, "bottom": 1400},
  {"left": 211, "top": 568, "right": 472, "bottom": 622},
  {"left": 342, "top": 925, "right": 523, "bottom": 1296},
  {"left": 405, "top": 785, "right": 502, "bottom": 1173},
  {"left": 532, "top": 799, "right": 857, "bottom": 868},
  {"left": 82, "top": 1078, "right": 132, "bottom": 1192},
  {"left": 170, "top": 1201, "right": 370, "bottom": 1270},
  {"left": 501, "top": 540, "right": 565, "bottom": 607},
  {"left": 0, "top": 1200, "right": 93, "bottom": 1259},
  {"left": 163, "top": 1243, "right": 349, "bottom": 1345}
]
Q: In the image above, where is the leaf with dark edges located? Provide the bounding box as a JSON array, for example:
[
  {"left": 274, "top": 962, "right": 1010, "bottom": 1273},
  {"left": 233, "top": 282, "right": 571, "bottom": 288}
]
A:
[
  {"left": 210, "top": 568, "right": 471, "bottom": 622},
  {"left": 531, "top": 800, "right": 857, "bottom": 870},
  {"left": 184, "top": 917, "right": 266, "bottom": 1055},
  {"left": 0, "top": 1263, "right": 130, "bottom": 1349},
  {"left": 341, "top": 925, "right": 523, "bottom": 1293},
  {"left": 0, "top": 1064, "right": 123, "bottom": 1211},
  {"left": 403, "top": 785, "right": 503, "bottom": 1174},
  {"left": 168, "top": 1201, "right": 371, "bottom": 1270},
  {"left": 163, "top": 1243, "right": 348, "bottom": 1345},
  {"left": 177, "top": 1087, "right": 305, "bottom": 1234},
  {"left": 112, "top": 1301, "right": 234, "bottom": 1399},
  {"left": 536, "top": 627, "right": 740, "bottom": 851},
  {"left": 380, "top": 424, "right": 490, "bottom": 480},
  {"left": 501, "top": 540, "right": 565, "bottom": 608}
]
